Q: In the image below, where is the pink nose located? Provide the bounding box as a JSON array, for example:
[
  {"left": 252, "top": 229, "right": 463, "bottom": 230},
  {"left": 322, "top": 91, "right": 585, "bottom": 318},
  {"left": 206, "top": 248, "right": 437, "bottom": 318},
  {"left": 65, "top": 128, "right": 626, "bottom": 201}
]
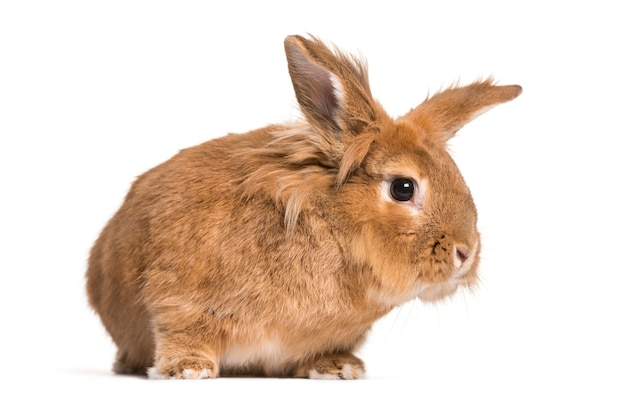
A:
[{"left": 456, "top": 248, "right": 468, "bottom": 264}]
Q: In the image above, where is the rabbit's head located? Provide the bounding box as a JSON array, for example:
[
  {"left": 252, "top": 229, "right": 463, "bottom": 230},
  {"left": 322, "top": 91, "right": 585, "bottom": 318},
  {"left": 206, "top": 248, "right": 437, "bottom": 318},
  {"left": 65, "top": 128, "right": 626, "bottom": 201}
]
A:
[{"left": 277, "top": 35, "right": 521, "bottom": 306}]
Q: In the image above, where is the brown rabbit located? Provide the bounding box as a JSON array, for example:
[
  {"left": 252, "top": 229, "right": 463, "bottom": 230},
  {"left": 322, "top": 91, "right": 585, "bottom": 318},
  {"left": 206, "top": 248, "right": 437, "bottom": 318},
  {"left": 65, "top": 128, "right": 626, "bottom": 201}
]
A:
[{"left": 86, "top": 35, "right": 521, "bottom": 379}]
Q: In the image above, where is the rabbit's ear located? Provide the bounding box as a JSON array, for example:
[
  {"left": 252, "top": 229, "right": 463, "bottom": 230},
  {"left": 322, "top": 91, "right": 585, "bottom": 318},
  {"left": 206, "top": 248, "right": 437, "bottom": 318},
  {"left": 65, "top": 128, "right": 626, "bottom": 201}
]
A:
[
  {"left": 284, "top": 35, "right": 378, "bottom": 139},
  {"left": 402, "top": 79, "right": 522, "bottom": 143}
]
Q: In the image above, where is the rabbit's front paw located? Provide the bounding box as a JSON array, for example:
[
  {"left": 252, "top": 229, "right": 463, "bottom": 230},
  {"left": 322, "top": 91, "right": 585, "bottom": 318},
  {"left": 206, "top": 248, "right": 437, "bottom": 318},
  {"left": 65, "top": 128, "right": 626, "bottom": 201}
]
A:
[
  {"left": 297, "top": 352, "right": 365, "bottom": 380},
  {"left": 148, "top": 357, "right": 218, "bottom": 379}
]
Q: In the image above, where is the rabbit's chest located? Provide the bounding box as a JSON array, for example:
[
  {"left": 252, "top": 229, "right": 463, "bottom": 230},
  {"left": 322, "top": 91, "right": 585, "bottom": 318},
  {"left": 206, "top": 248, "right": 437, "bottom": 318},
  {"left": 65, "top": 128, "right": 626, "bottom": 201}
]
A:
[
  {"left": 220, "top": 335, "right": 289, "bottom": 375},
  {"left": 219, "top": 304, "right": 379, "bottom": 373}
]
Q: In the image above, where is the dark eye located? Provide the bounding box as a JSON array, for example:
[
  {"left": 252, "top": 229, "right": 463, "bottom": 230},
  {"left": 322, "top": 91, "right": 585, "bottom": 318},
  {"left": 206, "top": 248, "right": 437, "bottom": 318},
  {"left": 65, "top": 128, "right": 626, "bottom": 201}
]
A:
[{"left": 390, "top": 178, "right": 415, "bottom": 202}]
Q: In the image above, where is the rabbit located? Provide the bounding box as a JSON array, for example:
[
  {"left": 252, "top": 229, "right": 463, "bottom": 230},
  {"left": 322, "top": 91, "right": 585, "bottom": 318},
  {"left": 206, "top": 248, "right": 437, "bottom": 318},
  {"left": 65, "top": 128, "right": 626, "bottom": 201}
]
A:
[{"left": 86, "top": 34, "right": 521, "bottom": 380}]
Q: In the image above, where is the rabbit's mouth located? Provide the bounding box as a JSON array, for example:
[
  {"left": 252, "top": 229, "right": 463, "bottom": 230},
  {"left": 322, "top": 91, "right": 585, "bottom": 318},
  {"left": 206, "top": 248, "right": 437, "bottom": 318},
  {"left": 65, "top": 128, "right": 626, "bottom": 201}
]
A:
[
  {"left": 416, "top": 241, "right": 479, "bottom": 303},
  {"left": 416, "top": 280, "right": 460, "bottom": 303}
]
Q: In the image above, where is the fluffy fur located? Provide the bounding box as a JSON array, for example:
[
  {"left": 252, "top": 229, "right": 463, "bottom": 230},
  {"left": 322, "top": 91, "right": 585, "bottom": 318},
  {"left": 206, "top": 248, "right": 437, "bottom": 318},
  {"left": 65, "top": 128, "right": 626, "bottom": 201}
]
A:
[{"left": 86, "top": 35, "right": 521, "bottom": 379}]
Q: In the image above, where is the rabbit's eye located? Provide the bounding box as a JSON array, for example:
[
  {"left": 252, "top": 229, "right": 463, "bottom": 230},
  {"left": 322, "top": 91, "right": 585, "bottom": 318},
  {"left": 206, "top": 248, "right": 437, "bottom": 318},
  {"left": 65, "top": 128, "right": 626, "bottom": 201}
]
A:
[{"left": 390, "top": 178, "right": 415, "bottom": 202}]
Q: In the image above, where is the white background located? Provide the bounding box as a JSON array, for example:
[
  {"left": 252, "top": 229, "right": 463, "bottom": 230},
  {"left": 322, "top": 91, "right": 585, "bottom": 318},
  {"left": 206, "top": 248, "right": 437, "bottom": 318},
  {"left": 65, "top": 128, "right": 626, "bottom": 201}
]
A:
[{"left": 1, "top": 1, "right": 624, "bottom": 398}]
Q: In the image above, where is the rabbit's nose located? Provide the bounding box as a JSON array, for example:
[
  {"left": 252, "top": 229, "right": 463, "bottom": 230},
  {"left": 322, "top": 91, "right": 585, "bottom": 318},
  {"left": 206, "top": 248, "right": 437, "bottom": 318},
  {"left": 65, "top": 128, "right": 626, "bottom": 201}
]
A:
[{"left": 454, "top": 246, "right": 468, "bottom": 268}]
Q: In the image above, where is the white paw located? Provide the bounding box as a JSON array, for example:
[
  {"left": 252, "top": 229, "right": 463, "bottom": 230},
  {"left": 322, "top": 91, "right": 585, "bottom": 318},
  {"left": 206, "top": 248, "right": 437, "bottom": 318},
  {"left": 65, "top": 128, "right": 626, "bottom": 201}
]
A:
[
  {"left": 308, "top": 364, "right": 364, "bottom": 380},
  {"left": 147, "top": 367, "right": 211, "bottom": 379},
  {"left": 309, "top": 369, "right": 341, "bottom": 380},
  {"left": 182, "top": 368, "right": 210, "bottom": 379},
  {"left": 147, "top": 367, "right": 166, "bottom": 380},
  {"left": 338, "top": 364, "right": 364, "bottom": 380}
]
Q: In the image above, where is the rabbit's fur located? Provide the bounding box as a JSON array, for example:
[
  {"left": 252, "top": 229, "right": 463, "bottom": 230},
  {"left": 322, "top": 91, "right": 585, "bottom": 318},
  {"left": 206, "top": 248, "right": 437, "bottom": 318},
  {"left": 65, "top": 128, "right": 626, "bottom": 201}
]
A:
[{"left": 87, "top": 35, "right": 521, "bottom": 379}]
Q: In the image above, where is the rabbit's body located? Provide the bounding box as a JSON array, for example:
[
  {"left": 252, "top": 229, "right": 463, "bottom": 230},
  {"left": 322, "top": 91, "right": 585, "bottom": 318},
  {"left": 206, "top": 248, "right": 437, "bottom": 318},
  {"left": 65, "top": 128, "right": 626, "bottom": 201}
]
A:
[
  {"left": 88, "top": 126, "right": 389, "bottom": 378},
  {"left": 87, "top": 35, "right": 521, "bottom": 379}
]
